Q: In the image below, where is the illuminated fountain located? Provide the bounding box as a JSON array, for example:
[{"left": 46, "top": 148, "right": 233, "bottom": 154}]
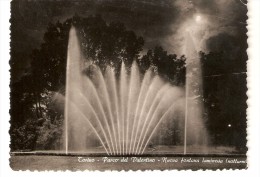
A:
[
  {"left": 183, "top": 31, "right": 208, "bottom": 154},
  {"left": 183, "top": 14, "right": 209, "bottom": 154},
  {"left": 64, "top": 26, "right": 208, "bottom": 156}
]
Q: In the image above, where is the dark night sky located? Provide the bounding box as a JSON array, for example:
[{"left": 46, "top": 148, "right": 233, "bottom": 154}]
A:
[{"left": 10, "top": 0, "right": 247, "bottom": 81}]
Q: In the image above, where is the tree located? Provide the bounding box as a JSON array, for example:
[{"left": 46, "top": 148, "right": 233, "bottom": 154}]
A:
[{"left": 138, "top": 46, "right": 186, "bottom": 85}]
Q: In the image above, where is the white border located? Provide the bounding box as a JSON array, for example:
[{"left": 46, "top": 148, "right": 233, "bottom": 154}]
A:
[{"left": 0, "top": 0, "right": 259, "bottom": 176}]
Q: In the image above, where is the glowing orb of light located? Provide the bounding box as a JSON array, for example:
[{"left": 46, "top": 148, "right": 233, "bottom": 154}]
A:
[
  {"left": 228, "top": 124, "right": 232, "bottom": 128},
  {"left": 195, "top": 15, "right": 202, "bottom": 23}
]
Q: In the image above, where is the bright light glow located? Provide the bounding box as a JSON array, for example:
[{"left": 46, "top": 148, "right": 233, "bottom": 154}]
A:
[
  {"left": 228, "top": 124, "right": 232, "bottom": 127},
  {"left": 195, "top": 15, "right": 202, "bottom": 23}
]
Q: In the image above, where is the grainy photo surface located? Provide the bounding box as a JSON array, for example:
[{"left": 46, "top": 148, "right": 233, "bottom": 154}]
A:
[{"left": 9, "top": 0, "right": 248, "bottom": 171}]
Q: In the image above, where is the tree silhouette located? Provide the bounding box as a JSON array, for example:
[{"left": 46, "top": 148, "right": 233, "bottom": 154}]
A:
[{"left": 139, "top": 46, "right": 186, "bottom": 85}]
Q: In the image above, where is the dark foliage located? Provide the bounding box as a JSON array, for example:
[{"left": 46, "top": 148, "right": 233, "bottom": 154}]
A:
[
  {"left": 201, "top": 51, "right": 247, "bottom": 152},
  {"left": 138, "top": 46, "right": 186, "bottom": 86}
]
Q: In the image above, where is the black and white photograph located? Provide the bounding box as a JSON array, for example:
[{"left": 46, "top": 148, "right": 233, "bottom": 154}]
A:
[{"left": 0, "top": 0, "right": 258, "bottom": 172}]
